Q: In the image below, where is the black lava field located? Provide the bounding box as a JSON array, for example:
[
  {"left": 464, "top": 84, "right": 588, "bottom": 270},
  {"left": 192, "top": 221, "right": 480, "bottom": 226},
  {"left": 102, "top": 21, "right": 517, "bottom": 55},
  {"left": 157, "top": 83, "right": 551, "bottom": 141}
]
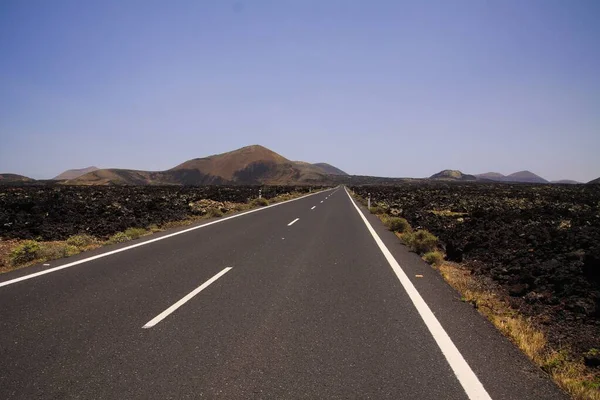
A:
[
  {"left": 351, "top": 182, "right": 600, "bottom": 352},
  {"left": 0, "top": 185, "right": 320, "bottom": 241}
]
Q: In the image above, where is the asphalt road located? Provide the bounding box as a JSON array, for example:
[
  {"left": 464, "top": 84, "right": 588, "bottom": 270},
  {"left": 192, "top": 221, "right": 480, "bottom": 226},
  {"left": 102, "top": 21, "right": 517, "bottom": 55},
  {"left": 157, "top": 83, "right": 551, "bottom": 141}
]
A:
[{"left": 0, "top": 187, "right": 568, "bottom": 399}]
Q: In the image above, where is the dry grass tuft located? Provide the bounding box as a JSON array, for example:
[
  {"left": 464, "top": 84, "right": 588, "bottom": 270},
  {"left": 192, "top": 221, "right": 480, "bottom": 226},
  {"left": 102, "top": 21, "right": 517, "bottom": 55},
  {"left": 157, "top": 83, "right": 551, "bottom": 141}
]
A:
[
  {"left": 147, "top": 224, "right": 163, "bottom": 233},
  {"left": 430, "top": 209, "right": 468, "bottom": 217},
  {"left": 107, "top": 232, "right": 131, "bottom": 244},
  {"left": 206, "top": 207, "right": 224, "bottom": 218},
  {"left": 423, "top": 251, "right": 444, "bottom": 266},
  {"left": 38, "top": 242, "right": 81, "bottom": 260},
  {"left": 380, "top": 215, "right": 411, "bottom": 233},
  {"left": 66, "top": 234, "right": 100, "bottom": 249},
  {"left": 123, "top": 227, "right": 149, "bottom": 240},
  {"left": 251, "top": 197, "right": 269, "bottom": 207},
  {"left": 0, "top": 240, "right": 86, "bottom": 273},
  {"left": 400, "top": 229, "right": 438, "bottom": 254},
  {"left": 369, "top": 205, "right": 386, "bottom": 215},
  {"left": 8, "top": 240, "right": 41, "bottom": 266}
]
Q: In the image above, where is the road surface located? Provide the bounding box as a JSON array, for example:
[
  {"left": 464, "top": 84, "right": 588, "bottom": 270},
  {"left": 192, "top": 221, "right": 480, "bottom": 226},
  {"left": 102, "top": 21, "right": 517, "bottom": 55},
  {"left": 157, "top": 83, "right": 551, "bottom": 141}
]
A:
[{"left": 0, "top": 187, "right": 567, "bottom": 399}]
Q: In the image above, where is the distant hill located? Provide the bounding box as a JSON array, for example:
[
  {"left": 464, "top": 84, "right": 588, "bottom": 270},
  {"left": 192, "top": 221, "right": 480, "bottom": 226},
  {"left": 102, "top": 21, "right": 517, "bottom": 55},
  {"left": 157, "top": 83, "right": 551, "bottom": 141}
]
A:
[
  {"left": 66, "top": 168, "right": 184, "bottom": 186},
  {"left": 588, "top": 177, "right": 600, "bottom": 185},
  {"left": 551, "top": 180, "right": 580, "bottom": 184},
  {"left": 312, "top": 163, "right": 348, "bottom": 176},
  {"left": 429, "top": 170, "right": 477, "bottom": 181},
  {"left": 476, "top": 172, "right": 505, "bottom": 180},
  {"left": 0, "top": 173, "right": 34, "bottom": 184},
  {"left": 68, "top": 145, "right": 342, "bottom": 185},
  {"left": 506, "top": 171, "right": 548, "bottom": 183},
  {"left": 53, "top": 166, "right": 99, "bottom": 180},
  {"left": 476, "top": 171, "right": 549, "bottom": 183}
]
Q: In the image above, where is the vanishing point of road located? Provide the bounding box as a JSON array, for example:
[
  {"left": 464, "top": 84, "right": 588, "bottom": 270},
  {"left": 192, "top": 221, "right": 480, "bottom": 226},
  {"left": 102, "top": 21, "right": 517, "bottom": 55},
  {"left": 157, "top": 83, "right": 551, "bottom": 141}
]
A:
[{"left": 0, "top": 187, "right": 567, "bottom": 399}]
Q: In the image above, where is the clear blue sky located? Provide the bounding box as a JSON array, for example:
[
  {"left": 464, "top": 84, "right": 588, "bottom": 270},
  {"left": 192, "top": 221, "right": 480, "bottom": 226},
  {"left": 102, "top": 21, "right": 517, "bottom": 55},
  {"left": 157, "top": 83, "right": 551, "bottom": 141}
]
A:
[{"left": 1, "top": 0, "right": 599, "bottom": 181}]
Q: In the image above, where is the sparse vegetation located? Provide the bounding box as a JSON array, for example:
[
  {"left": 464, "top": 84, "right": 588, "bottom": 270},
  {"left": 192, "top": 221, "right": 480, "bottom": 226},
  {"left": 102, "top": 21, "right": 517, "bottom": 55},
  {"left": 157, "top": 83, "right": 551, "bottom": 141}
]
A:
[
  {"left": 231, "top": 203, "right": 251, "bottom": 212},
  {"left": 108, "top": 232, "right": 131, "bottom": 244},
  {"left": 206, "top": 207, "right": 224, "bottom": 218},
  {"left": 148, "top": 224, "right": 163, "bottom": 233},
  {"left": 160, "top": 219, "right": 196, "bottom": 230},
  {"left": 270, "top": 193, "right": 293, "bottom": 203},
  {"left": 423, "top": 251, "right": 444, "bottom": 266},
  {"left": 558, "top": 220, "right": 572, "bottom": 230},
  {"left": 369, "top": 205, "right": 386, "bottom": 215},
  {"left": 9, "top": 240, "right": 41, "bottom": 266},
  {"left": 430, "top": 209, "right": 467, "bottom": 217},
  {"left": 66, "top": 234, "right": 98, "bottom": 249},
  {"left": 439, "top": 262, "right": 600, "bottom": 400},
  {"left": 39, "top": 242, "right": 80, "bottom": 260},
  {"left": 251, "top": 197, "right": 269, "bottom": 207},
  {"left": 402, "top": 229, "right": 438, "bottom": 254},
  {"left": 381, "top": 216, "right": 411, "bottom": 233},
  {"left": 123, "top": 227, "right": 149, "bottom": 239},
  {"left": 7, "top": 240, "right": 81, "bottom": 269}
]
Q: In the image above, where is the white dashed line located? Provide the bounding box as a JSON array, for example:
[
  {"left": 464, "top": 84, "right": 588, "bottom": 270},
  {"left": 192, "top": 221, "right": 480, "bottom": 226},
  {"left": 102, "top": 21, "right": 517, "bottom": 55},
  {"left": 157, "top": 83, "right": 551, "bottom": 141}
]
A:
[
  {"left": 311, "top": 206, "right": 316, "bottom": 210},
  {"left": 142, "top": 267, "right": 232, "bottom": 329},
  {"left": 287, "top": 218, "right": 300, "bottom": 226}
]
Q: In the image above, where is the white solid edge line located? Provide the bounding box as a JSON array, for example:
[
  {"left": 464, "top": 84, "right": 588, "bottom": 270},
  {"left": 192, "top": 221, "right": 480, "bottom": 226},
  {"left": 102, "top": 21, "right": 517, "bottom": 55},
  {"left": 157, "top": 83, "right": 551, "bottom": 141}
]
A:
[
  {"left": 0, "top": 188, "right": 334, "bottom": 288},
  {"left": 287, "top": 218, "right": 300, "bottom": 226},
  {"left": 311, "top": 206, "right": 316, "bottom": 210},
  {"left": 344, "top": 187, "right": 492, "bottom": 400},
  {"left": 142, "top": 267, "right": 232, "bottom": 328}
]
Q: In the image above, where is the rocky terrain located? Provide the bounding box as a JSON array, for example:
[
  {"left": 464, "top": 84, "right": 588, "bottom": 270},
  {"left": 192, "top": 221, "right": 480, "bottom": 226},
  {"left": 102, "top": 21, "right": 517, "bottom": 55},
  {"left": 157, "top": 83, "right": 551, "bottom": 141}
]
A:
[
  {"left": 0, "top": 185, "right": 323, "bottom": 241},
  {"left": 350, "top": 182, "right": 600, "bottom": 358}
]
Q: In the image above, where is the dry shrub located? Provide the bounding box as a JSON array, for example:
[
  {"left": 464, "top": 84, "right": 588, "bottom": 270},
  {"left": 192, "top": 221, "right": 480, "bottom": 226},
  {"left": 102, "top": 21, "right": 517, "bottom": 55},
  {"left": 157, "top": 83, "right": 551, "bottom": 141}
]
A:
[
  {"left": 369, "top": 206, "right": 386, "bottom": 215},
  {"left": 147, "top": 224, "right": 162, "bottom": 233},
  {"left": 66, "top": 234, "right": 98, "bottom": 249},
  {"left": 108, "top": 232, "right": 131, "bottom": 244},
  {"left": 380, "top": 216, "right": 411, "bottom": 233},
  {"left": 123, "top": 227, "right": 148, "bottom": 239},
  {"left": 9, "top": 240, "right": 41, "bottom": 266},
  {"left": 206, "top": 207, "right": 224, "bottom": 218},
  {"left": 38, "top": 242, "right": 80, "bottom": 260},
  {"left": 251, "top": 198, "right": 269, "bottom": 207},
  {"left": 423, "top": 251, "right": 444, "bottom": 266},
  {"left": 402, "top": 229, "right": 438, "bottom": 254}
]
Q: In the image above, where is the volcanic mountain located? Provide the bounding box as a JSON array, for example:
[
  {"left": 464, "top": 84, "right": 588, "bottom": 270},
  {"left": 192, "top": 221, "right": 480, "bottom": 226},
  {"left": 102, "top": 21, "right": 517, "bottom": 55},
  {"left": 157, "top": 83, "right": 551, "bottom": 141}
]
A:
[
  {"left": 429, "top": 170, "right": 477, "bottom": 181},
  {"left": 505, "top": 171, "right": 548, "bottom": 183},
  {"left": 475, "top": 171, "right": 549, "bottom": 183},
  {"left": 0, "top": 173, "right": 34, "bottom": 183},
  {"left": 67, "top": 145, "right": 341, "bottom": 185},
  {"left": 53, "top": 166, "right": 99, "bottom": 180},
  {"left": 312, "top": 163, "right": 348, "bottom": 175},
  {"left": 476, "top": 172, "right": 506, "bottom": 180}
]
